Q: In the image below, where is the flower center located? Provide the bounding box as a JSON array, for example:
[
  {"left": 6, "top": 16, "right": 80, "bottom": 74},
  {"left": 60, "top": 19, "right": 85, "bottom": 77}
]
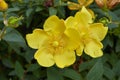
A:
[{"left": 52, "top": 41, "right": 59, "bottom": 47}]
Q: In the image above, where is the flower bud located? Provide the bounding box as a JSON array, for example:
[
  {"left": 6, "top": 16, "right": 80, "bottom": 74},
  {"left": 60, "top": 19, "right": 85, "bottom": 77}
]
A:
[
  {"left": 107, "top": 0, "right": 120, "bottom": 9},
  {"left": 95, "top": 0, "right": 107, "bottom": 8},
  {"left": 0, "top": 0, "right": 8, "bottom": 11},
  {"left": 99, "top": 17, "right": 110, "bottom": 26},
  {"left": 95, "top": 0, "right": 120, "bottom": 9},
  {"left": 44, "top": 0, "right": 53, "bottom": 7},
  {"left": 7, "top": 16, "right": 23, "bottom": 28}
]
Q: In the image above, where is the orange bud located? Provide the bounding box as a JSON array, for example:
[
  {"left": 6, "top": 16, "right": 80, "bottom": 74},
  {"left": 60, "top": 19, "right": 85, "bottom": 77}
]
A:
[
  {"left": 0, "top": 0, "right": 8, "bottom": 11},
  {"left": 95, "top": 0, "right": 105, "bottom": 8},
  {"left": 108, "top": 0, "right": 120, "bottom": 9},
  {"left": 95, "top": 0, "right": 120, "bottom": 9}
]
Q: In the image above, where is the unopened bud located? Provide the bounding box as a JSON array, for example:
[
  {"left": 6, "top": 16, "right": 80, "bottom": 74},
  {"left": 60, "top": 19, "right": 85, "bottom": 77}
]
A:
[
  {"left": 108, "top": 0, "right": 120, "bottom": 9},
  {"left": 0, "top": 0, "right": 8, "bottom": 11},
  {"left": 44, "top": 0, "right": 53, "bottom": 7},
  {"left": 7, "top": 16, "right": 23, "bottom": 28},
  {"left": 95, "top": 0, "right": 120, "bottom": 9},
  {"left": 95, "top": 0, "right": 105, "bottom": 8},
  {"left": 95, "top": 0, "right": 108, "bottom": 8},
  {"left": 99, "top": 17, "right": 110, "bottom": 26}
]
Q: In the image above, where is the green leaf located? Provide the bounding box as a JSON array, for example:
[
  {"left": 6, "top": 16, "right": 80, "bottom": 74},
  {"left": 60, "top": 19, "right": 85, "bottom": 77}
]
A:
[
  {"left": 49, "top": 7, "right": 57, "bottom": 16},
  {"left": 54, "top": 0, "right": 60, "bottom": 7},
  {"left": 57, "top": 6, "right": 65, "bottom": 18},
  {"left": 26, "top": 8, "right": 34, "bottom": 27},
  {"left": 7, "top": 7, "right": 20, "bottom": 13},
  {"left": 108, "top": 23, "right": 118, "bottom": 29},
  {"left": 103, "top": 66, "right": 115, "bottom": 80},
  {"left": 47, "top": 67, "right": 64, "bottom": 80},
  {"left": 2, "top": 58, "right": 13, "bottom": 68},
  {"left": 8, "top": 70, "right": 16, "bottom": 76},
  {"left": 24, "top": 48, "right": 35, "bottom": 63},
  {"left": 113, "top": 60, "right": 120, "bottom": 76},
  {"left": 86, "top": 58, "right": 104, "bottom": 80},
  {"left": 115, "top": 39, "right": 120, "bottom": 52},
  {"left": 15, "top": 61, "right": 24, "bottom": 79},
  {"left": 3, "top": 28, "right": 25, "bottom": 44},
  {"left": 108, "top": 11, "right": 120, "bottom": 21},
  {"left": 62, "top": 68, "right": 83, "bottom": 80},
  {"left": 79, "top": 58, "right": 97, "bottom": 72},
  {"left": 35, "top": 6, "right": 43, "bottom": 12},
  {"left": 27, "top": 63, "right": 40, "bottom": 72},
  {"left": 3, "top": 28, "right": 27, "bottom": 54},
  {"left": 26, "top": 8, "right": 34, "bottom": 17},
  {"left": 102, "top": 35, "right": 114, "bottom": 48}
]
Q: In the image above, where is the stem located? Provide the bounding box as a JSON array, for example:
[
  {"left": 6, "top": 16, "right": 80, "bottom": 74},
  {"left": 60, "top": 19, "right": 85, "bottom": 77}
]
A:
[
  {"left": 0, "top": 12, "right": 7, "bottom": 40},
  {"left": 0, "top": 27, "right": 6, "bottom": 40}
]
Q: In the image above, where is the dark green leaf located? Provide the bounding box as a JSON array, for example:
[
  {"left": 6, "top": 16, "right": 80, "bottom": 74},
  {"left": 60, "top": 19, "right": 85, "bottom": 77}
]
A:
[
  {"left": 113, "top": 60, "right": 120, "bottom": 76},
  {"left": 27, "top": 63, "right": 40, "bottom": 72},
  {"left": 103, "top": 66, "right": 115, "bottom": 80},
  {"left": 15, "top": 61, "right": 24, "bottom": 79},
  {"left": 47, "top": 67, "right": 64, "bottom": 80},
  {"left": 2, "top": 58, "right": 13, "bottom": 68},
  {"left": 86, "top": 58, "right": 104, "bottom": 80},
  {"left": 79, "top": 58, "right": 97, "bottom": 72},
  {"left": 26, "top": 8, "right": 34, "bottom": 17},
  {"left": 3, "top": 28, "right": 27, "bottom": 54},
  {"left": 3, "top": 28, "right": 26, "bottom": 44},
  {"left": 115, "top": 39, "right": 120, "bottom": 52},
  {"left": 7, "top": 7, "right": 20, "bottom": 13},
  {"left": 57, "top": 6, "right": 65, "bottom": 18},
  {"left": 62, "top": 68, "right": 83, "bottom": 80},
  {"left": 49, "top": 7, "right": 57, "bottom": 16}
]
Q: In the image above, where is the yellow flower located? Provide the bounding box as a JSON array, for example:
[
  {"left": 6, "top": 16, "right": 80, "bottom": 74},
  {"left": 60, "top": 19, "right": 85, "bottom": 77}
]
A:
[
  {"left": 67, "top": 0, "right": 95, "bottom": 19},
  {"left": 26, "top": 15, "right": 80, "bottom": 68},
  {"left": 65, "top": 7, "right": 108, "bottom": 58},
  {"left": 67, "top": 0, "right": 93, "bottom": 10},
  {"left": 0, "top": 0, "right": 8, "bottom": 11}
]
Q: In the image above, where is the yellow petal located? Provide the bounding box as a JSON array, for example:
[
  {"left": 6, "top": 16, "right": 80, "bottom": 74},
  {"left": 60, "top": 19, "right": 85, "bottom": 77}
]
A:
[
  {"left": 65, "top": 28, "right": 80, "bottom": 50},
  {"left": 26, "top": 29, "right": 48, "bottom": 49},
  {"left": 65, "top": 16, "right": 77, "bottom": 29},
  {"left": 0, "top": 0, "right": 8, "bottom": 11},
  {"left": 84, "top": 0, "right": 94, "bottom": 7},
  {"left": 34, "top": 48, "right": 55, "bottom": 67},
  {"left": 84, "top": 40, "right": 103, "bottom": 58},
  {"left": 89, "top": 23, "right": 108, "bottom": 41},
  {"left": 65, "top": 15, "right": 88, "bottom": 35},
  {"left": 67, "top": 1, "right": 80, "bottom": 10},
  {"left": 87, "top": 9, "right": 95, "bottom": 19},
  {"left": 75, "top": 6, "right": 93, "bottom": 27},
  {"left": 76, "top": 42, "right": 84, "bottom": 56},
  {"left": 78, "top": 0, "right": 85, "bottom": 6},
  {"left": 43, "top": 15, "right": 66, "bottom": 35},
  {"left": 54, "top": 50, "right": 75, "bottom": 68}
]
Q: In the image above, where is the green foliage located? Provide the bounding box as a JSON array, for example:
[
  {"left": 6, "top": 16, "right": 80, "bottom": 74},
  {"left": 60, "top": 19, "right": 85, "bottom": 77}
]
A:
[{"left": 0, "top": 0, "right": 120, "bottom": 80}]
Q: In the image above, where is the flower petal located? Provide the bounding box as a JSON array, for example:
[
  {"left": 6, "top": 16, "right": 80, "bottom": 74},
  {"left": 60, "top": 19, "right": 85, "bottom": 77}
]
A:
[
  {"left": 84, "top": 40, "right": 103, "bottom": 58},
  {"left": 87, "top": 9, "right": 95, "bottom": 19},
  {"left": 67, "top": 1, "right": 80, "bottom": 10},
  {"left": 26, "top": 29, "right": 48, "bottom": 49},
  {"left": 78, "top": 0, "right": 85, "bottom": 6},
  {"left": 43, "top": 15, "right": 66, "bottom": 35},
  {"left": 76, "top": 42, "right": 84, "bottom": 56},
  {"left": 54, "top": 50, "right": 75, "bottom": 68},
  {"left": 89, "top": 23, "right": 108, "bottom": 41},
  {"left": 75, "top": 6, "right": 93, "bottom": 27},
  {"left": 65, "top": 28, "right": 80, "bottom": 50},
  {"left": 84, "top": 0, "right": 94, "bottom": 7},
  {"left": 65, "top": 16, "right": 76, "bottom": 28},
  {"left": 34, "top": 48, "right": 55, "bottom": 67}
]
